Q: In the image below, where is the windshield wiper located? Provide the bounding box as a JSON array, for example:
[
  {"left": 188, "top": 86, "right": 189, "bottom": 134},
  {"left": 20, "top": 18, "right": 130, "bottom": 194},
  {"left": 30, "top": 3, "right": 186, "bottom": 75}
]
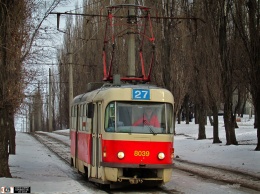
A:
[{"left": 143, "top": 119, "right": 156, "bottom": 135}]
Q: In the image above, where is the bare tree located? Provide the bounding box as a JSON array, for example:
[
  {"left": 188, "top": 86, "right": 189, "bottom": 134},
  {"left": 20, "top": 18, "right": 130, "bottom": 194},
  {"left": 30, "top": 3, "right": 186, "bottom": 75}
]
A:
[
  {"left": 231, "top": 0, "right": 260, "bottom": 150},
  {"left": 32, "top": 85, "right": 43, "bottom": 131},
  {"left": 56, "top": 0, "right": 258, "bottom": 149},
  {"left": 0, "top": 0, "right": 29, "bottom": 178},
  {"left": 0, "top": 0, "right": 62, "bottom": 177},
  {"left": 190, "top": 0, "right": 223, "bottom": 143},
  {"left": 151, "top": 0, "right": 194, "bottom": 125}
]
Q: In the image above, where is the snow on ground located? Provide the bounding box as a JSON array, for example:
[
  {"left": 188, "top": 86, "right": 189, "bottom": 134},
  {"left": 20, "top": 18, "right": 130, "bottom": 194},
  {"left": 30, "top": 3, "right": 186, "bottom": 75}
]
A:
[
  {"left": 1, "top": 115, "right": 259, "bottom": 193},
  {"left": 36, "top": 115, "right": 260, "bottom": 178},
  {"left": 0, "top": 133, "right": 105, "bottom": 194},
  {"left": 175, "top": 115, "right": 259, "bottom": 177},
  {"left": 38, "top": 130, "right": 70, "bottom": 146}
]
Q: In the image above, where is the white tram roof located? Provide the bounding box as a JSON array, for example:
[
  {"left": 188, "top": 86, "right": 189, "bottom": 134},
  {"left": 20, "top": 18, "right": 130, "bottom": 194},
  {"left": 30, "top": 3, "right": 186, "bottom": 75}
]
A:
[{"left": 72, "top": 83, "right": 173, "bottom": 104}]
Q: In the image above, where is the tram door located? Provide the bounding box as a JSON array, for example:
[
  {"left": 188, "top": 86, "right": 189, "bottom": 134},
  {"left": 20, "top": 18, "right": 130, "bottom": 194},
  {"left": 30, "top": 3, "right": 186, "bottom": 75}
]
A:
[
  {"left": 73, "top": 105, "right": 79, "bottom": 169},
  {"left": 90, "top": 102, "right": 102, "bottom": 179}
]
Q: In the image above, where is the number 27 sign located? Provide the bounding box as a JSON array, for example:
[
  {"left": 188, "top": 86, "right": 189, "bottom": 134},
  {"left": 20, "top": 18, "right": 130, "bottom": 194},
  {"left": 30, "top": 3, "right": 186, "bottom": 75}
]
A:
[{"left": 132, "top": 89, "right": 150, "bottom": 100}]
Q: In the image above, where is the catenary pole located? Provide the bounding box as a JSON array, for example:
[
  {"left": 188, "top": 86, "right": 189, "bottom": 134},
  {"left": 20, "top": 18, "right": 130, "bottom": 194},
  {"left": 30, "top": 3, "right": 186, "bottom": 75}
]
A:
[
  {"left": 49, "top": 68, "right": 53, "bottom": 132},
  {"left": 69, "top": 37, "right": 73, "bottom": 131},
  {"left": 26, "top": 109, "right": 28, "bottom": 133},
  {"left": 37, "top": 82, "right": 42, "bottom": 131},
  {"left": 127, "top": 0, "right": 136, "bottom": 77}
]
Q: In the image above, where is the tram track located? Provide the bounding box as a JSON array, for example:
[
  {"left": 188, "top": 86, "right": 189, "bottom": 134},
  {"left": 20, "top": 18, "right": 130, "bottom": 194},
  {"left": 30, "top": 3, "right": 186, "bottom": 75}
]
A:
[
  {"left": 174, "top": 159, "right": 260, "bottom": 191},
  {"left": 31, "top": 131, "right": 260, "bottom": 193},
  {"left": 31, "top": 132, "right": 181, "bottom": 193},
  {"left": 31, "top": 132, "right": 71, "bottom": 165}
]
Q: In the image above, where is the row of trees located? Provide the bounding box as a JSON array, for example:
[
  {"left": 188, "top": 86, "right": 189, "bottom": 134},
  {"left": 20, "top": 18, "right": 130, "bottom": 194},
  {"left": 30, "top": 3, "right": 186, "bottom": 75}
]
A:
[
  {"left": 0, "top": 0, "right": 66, "bottom": 178},
  {"left": 0, "top": 0, "right": 27, "bottom": 177},
  {"left": 54, "top": 0, "right": 259, "bottom": 150}
]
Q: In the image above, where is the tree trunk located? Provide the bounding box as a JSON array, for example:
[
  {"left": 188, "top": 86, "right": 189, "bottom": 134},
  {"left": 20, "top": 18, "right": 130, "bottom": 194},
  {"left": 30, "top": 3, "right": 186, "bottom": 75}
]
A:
[
  {"left": 254, "top": 90, "right": 260, "bottom": 150},
  {"left": 212, "top": 104, "right": 222, "bottom": 143},
  {"left": 194, "top": 105, "right": 199, "bottom": 124},
  {"left": 177, "top": 109, "right": 181, "bottom": 124},
  {"left": 0, "top": 0, "right": 11, "bottom": 177},
  {"left": 198, "top": 105, "right": 206, "bottom": 140},
  {"left": 8, "top": 114, "right": 16, "bottom": 155},
  {"left": 218, "top": 1, "right": 237, "bottom": 145},
  {"left": 184, "top": 95, "right": 190, "bottom": 124},
  {"left": 208, "top": 115, "right": 213, "bottom": 126},
  {"left": 0, "top": 109, "right": 12, "bottom": 177},
  {"left": 223, "top": 102, "right": 238, "bottom": 145},
  {"left": 173, "top": 111, "right": 177, "bottom": 135},
  {"left": 254, "top": 109, "right": 258, "bottom": 129}
]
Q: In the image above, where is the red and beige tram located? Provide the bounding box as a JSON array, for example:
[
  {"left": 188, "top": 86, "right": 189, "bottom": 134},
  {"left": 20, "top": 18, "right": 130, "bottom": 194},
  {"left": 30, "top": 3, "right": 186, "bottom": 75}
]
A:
[{"left": 70, "top": 82, "right": 174, "bottom": 187}]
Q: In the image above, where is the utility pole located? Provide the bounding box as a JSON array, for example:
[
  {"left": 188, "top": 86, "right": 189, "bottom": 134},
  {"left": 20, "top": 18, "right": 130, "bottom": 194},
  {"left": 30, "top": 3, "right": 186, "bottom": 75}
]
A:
[
  {"left": 23, "top": 118, "right": 25, "bottom": 132},
  {"left": 46, "top": 76, "right": 48, "bottom": 132},
  {"left": 127, "top": 0, "right": 136, "bottom": 77},
  {"left": 37, "top": 82, "right": 42, "bottom": 131},
  {"left": 29, "top": 103, "right": 32, "bottom": 132},
  {"left": 31, "top": 97, "right": 35, "bottom": 133},
  {"left": 69, "top": 38, "right": 73, "bottom": 130},
  {"left": 49, "top": 68, "right": 53, "bottom": 132},
  {"left": 26, "top": 109, "right": 28, "bottom": 133}
]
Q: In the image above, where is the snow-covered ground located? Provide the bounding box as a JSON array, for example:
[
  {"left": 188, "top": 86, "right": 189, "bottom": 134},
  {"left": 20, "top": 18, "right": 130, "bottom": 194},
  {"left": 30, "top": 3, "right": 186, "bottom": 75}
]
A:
[
  {"left": 175, "top": 115, "right": 259, "bottom": 177},
  {"left": 1, "top": 133, "right": 104, "bottom": 194},
  {"left": 1, "top": 115, "right": 259, "bottom": 193},
  {"left": 41, "top": 116, "right": 260, "bottom": 178}
]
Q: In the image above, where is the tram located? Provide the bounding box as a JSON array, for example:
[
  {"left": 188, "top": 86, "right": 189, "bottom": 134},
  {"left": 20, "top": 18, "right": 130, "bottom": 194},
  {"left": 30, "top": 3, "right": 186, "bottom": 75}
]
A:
[
  {"left": 70, "top": 80, "right": 174, "bottom": 186},
  {"left": 70, "top": 3, "right": 175, "bottom": 187}
]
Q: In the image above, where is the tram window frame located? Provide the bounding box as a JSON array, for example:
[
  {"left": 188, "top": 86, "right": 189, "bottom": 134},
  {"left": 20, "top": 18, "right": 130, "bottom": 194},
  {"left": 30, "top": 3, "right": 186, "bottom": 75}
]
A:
[
  {"left": 79, "top": 104, "right": 83, "bottom": 131},
  {"left": 166, "top": 103, "right": 174, "bottom": 134},
  {"left": 104, "top": 101, "right": 174, "bottom": 134},
  {"left": 71, "top": 105, "right": 77, "bottom": 130},
  {"left": 104, "top": 102, "right": 116, "bottom": 132},
  {"left": 82, "top": 104, "right": 87, "bottom": 131}
]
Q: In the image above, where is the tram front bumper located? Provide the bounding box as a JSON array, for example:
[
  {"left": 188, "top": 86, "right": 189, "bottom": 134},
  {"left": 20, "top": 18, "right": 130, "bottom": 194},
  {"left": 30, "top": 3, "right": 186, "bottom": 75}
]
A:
[{"left": 104, "top": 167, "right": 172, "bottom": 184}]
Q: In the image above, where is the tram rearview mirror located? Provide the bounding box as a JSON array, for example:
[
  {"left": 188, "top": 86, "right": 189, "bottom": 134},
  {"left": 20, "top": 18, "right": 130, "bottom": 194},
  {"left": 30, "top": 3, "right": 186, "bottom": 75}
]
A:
[{"left": 87, "top": 103, "right": 93, "bottom": 118}]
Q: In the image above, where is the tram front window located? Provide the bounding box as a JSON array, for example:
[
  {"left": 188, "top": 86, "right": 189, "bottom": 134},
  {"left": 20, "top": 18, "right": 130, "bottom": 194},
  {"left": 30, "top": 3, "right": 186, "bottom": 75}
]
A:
[{"left": 104, "top": 102, "right": 173, "bottom": 134}]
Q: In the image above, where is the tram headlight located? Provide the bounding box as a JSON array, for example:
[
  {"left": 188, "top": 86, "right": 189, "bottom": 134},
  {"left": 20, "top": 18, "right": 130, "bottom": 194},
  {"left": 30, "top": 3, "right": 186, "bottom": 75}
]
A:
[
  {"left": 158, "top": 152, "right": 165, "bottom": 160},
  {"left": 117, "top": 152, "right": 125, "bottom": 159}
]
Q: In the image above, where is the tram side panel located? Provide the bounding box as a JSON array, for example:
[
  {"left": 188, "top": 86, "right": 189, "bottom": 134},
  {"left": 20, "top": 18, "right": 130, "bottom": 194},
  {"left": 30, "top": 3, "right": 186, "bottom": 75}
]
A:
[
  {"left": 70, "top": 105, "right": 77, "bottom": 167},
  {"left": 70, "top": 104, "right": 92, "bottom": 173}
]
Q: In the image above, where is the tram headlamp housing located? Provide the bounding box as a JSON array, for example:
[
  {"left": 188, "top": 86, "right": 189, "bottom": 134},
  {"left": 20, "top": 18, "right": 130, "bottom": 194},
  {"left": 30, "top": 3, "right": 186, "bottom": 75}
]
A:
[
  {"left": 117, "top": 152, "right": 125, "bottom": 159},
  {"left": 158, "top": 152, "right": 165, "bottom": 160}
]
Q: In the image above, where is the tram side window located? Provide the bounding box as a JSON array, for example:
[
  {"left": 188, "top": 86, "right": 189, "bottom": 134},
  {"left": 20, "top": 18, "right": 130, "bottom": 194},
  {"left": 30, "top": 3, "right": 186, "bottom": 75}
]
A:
[
  {"left": 158, "top": 105, "right": 165, "bottom": 130},
  {"left": 166, "top": 103, "right": 174, "bottom": 134},
  {"left": 82, "top": 104, "right": 86, "bottom": 131},
  {"left": 71, "top": 105, "right": 77, "bottom": 130},
  {"left": 104, "top": 102, "right": 115, "bottom": 132},
  {"left": 79, "top": 104, "right": 83, "bottom": 131}
]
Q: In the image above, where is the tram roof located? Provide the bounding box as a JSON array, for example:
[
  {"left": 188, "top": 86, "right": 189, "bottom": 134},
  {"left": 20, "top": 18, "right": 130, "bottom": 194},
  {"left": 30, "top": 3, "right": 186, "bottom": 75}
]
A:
[{"left": 72, "top": 83, "right": 171, "bottom": 104}]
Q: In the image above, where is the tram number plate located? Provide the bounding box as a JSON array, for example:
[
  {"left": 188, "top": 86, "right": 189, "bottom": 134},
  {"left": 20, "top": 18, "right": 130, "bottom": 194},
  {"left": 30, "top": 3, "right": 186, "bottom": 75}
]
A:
[
  {"left": 132, "top": 89, "right": 150, "bottom": 100},
  {"left": 134, "top": 150, "right": 150, "bottom": 157}
]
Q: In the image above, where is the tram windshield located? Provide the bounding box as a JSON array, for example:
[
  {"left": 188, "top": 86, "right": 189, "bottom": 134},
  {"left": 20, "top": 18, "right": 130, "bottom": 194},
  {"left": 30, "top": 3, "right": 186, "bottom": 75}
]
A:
[{"left": 104, "top": 102, "right": 174, "bottom": 134}]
